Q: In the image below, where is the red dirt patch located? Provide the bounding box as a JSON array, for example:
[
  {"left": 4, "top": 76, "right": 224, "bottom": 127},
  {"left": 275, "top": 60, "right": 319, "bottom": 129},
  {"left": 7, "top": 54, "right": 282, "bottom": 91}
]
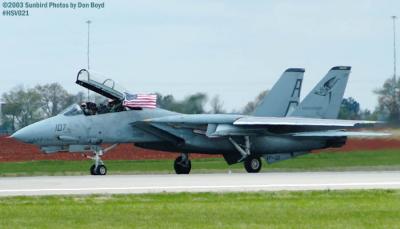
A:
[
  {"left": 0, "top": 136, "right": 219, "bottom": 162},
  {"left": 334, "top": 138, "right": 400, "bottom": 152},
  {"left": 0, "top": 135, "right": 399, "bottom": 162}
]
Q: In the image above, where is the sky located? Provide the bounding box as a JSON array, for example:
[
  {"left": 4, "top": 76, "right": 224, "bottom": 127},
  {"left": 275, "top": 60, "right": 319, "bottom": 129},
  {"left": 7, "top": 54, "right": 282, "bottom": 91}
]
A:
[{"left": 1, "top": 0, "right": 399, "bottom": 111}]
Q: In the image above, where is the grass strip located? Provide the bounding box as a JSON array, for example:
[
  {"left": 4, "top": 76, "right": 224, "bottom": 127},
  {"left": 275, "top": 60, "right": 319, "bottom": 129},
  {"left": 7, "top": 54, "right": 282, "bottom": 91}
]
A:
[
  {"left": 1, "top": 149, "right": 400, "bottom": 176},
  {"left": 1, "top": 190, "right": 400, "bottom": 228}
]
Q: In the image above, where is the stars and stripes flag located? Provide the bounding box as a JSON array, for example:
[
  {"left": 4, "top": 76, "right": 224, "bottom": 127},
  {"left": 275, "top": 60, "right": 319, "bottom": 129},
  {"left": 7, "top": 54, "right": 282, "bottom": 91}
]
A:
[{"left": 123, "top": 92, "right": 157, "bottom": 109}]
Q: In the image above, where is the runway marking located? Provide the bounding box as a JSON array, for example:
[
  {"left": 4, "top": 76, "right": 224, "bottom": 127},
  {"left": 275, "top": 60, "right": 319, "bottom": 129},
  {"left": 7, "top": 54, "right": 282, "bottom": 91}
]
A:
[{"left": 2, "top": 181, "right": 400, "bottom": 193}]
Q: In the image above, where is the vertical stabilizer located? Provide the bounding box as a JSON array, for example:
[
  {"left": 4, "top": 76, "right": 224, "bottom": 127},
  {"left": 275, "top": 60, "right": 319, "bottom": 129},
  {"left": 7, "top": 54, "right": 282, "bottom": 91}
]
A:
[
  {"left": 252, "top": 68, "right": 304, "bottom": 117},
  {"left": 290, "top": 66, "right": 351, "bottom": 119}
]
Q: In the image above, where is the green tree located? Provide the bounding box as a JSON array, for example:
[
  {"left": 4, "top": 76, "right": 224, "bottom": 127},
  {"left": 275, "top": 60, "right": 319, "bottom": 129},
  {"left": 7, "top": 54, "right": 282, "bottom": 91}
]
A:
[
  {"left": 242, "top": 90, "right": 268, "bottom": 115},
  {"left": 72, "top": 91, "right": 86, "bottom": 105},
  {"left": 35, "top": 83, "right": 73, "bottom": 117},
  {"left": 359, "top": 109, "right": 377, "bottom": 121},
  {"left": 209, "top": 95, "right": 225, "bottom": 114},
  {"left": 2, "top": 86, "right": 42, "bottom": 130},
  {"left": 181, "top": 93, "right": 207, "bottom": 114},
  {"left": 156, "top": 94, "right": 177, "bottom": 111},
  {"left": 156, "top": 93, "right": 207, "bottom": 114},
  {"left": 64, "top": 91, "right": 107, "bottom": 107},
  {"left": 374, "top": 77, "right": 400, "bottom": 123},
  {"left": 1, "top": 103, "right": 19, "bottom": 132},
  {"left": 338, "top": 97, "right": 360, "bottom": 120}
]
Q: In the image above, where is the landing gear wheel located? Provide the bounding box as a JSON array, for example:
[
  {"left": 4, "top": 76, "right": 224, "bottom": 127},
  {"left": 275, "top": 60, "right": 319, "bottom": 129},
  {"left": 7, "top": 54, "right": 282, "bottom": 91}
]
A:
[
  {"left": 244, "top": 156, "right": 262, "bottom": 173},
  {"left": 86, "top": 145, "right": 118, "bottom": 176},
  {"left": 174, "top": 156, "right": 192, "bottom": 174},
  {"left": 95, "top": 164, "right": 107, "bottom": 175},
  {"left": 90, "top": 164, "right": 96, "bottom": 175}
]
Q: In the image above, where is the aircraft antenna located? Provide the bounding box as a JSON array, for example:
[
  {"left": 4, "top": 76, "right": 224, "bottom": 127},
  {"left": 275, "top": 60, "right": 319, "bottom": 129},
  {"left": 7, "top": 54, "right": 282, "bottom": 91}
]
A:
[{"left": 86, "top": 20, "right": 92, "bottom": 101}]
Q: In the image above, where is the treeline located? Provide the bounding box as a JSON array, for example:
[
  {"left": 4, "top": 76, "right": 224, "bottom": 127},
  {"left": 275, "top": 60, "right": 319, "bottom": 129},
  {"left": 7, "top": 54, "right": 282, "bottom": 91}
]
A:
[
  {"left": 1, "top": 84, "right": 87, "bottom": 132},
  {"left": 339, "top": 77, "right": 400, "bottom": 123},
  {"left": 1, "top": 75, "right": 398, "bottom": 133}
]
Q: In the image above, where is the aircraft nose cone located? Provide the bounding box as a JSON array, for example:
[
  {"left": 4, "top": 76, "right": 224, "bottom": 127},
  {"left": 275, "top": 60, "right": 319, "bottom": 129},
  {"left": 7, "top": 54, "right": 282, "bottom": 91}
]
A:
[
  {"left": 10, "top": 118, "right": 57, "bottom": 145},
  {"left": 10, "top": 127, "right": 33, "bottom": 143}
]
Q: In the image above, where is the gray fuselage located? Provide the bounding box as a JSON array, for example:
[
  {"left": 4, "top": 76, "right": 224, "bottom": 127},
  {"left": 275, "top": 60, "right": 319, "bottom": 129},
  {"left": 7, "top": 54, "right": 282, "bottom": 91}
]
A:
[{"left": 13, "top": 105, "right": 337, "bottom": 163}]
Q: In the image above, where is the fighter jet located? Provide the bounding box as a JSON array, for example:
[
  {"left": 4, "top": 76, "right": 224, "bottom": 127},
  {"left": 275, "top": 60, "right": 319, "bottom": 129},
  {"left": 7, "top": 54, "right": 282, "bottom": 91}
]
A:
[{"left": 11, "top": 66, "right": 385, "bottom": 175}]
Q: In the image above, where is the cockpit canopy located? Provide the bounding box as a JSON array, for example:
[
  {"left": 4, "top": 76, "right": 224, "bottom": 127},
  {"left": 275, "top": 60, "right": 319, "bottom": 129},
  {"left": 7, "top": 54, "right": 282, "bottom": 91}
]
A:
[
  {"left": 60, "top": 101, "right": 125, "bottom": 116},
  {"left": 76, "top": 69, "right": 125, "bottom": 102},
  {"left": 72, "top": 69, "right": 150, "bottom": 116},
  {"left": 60, "top": 104, "right": 84, "bottom": 116}
]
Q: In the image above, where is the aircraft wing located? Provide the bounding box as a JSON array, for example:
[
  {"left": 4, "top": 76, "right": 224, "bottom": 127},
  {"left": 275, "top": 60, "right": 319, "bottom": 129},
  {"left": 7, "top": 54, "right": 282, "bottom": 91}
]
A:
[
  {"left": 143, "top": 114, "right": 385, "bottom": 138},
  {"left": 148, "top": 115, "right": 380, "bottom": 128},
  {"left": 131, "top": 121, "right": 185, "bottom": 145},
  {"left": 233, "top": 116, "right": 379, "bottom": 128}
]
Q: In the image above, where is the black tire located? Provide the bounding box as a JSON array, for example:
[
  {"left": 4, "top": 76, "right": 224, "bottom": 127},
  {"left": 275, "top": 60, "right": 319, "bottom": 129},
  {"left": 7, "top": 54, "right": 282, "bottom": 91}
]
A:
[
  {"left": 244, "top": 156, "right": 262, "bottom": 173},
  {"left": 174, "top": 156, "right": 191, "bottom": 174},
  {"left": 90, "top": 164, "right": 96, "bottom": 175},
  {"left": 95, "top": 164, "right": 107, "bottom": 175}
]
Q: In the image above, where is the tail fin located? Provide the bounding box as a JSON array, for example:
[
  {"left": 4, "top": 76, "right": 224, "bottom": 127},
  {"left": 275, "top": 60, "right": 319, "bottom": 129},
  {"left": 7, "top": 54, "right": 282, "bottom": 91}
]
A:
[
  {"left": 290, "top": 66, "right": 351, "bottom": 119},
  {"left": 252, "top": 68, "right": 304, "bottom": 117}
]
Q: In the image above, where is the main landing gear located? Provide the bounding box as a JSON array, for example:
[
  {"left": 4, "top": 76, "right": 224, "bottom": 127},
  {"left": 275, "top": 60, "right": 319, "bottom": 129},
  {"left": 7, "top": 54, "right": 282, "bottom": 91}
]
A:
[
  {"left": 229, "top": 136, "right": 262, "bottom": 173},
  {"left": 244, "top": 156, "right": 262, "bottom": 173},
  {"left": 86, "top": 144, "right": 118, "bottom": 175},
  {"left": 174, "top": 153, "right": 191, "bottom": 174}
]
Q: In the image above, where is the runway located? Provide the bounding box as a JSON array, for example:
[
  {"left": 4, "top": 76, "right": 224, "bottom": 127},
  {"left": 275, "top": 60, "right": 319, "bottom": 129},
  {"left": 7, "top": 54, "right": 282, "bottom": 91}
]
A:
[{"left": 1, "top": 171, "right": 400, "bottom": 196}]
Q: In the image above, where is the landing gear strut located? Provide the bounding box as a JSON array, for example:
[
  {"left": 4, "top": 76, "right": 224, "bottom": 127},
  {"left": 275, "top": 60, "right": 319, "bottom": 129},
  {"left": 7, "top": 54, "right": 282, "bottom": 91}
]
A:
[
  {"left": 229, "top": 136, "right": 262, "bottom": 173},
  {"left": 87, "top": 144, "right": 118, "bottom": 175},
  {"left": 229, "top": 136, "right": 251, "bottom": 163},
  {"left": 174, "top": 153, "right": 191, "bottom": 174}
]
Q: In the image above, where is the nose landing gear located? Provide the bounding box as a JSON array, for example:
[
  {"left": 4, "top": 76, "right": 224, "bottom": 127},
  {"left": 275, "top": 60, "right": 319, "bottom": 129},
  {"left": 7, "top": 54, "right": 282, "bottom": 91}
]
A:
[
  {"left": 90, "top": 164, "right": 107, "bottom": 175},
  {"left": 86, "top": 144, "right": 118, "bottom": 175}
]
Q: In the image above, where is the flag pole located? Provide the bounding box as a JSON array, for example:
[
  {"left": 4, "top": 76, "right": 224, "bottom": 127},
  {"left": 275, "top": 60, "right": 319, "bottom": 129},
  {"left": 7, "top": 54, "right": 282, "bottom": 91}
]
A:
[{"left": 86, "top": 20, "right": 92, "bottom": 101}]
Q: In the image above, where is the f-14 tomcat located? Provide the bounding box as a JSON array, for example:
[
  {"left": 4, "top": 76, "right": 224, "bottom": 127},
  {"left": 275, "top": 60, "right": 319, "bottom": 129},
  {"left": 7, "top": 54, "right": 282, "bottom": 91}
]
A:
[{"left": 11, "top": 66, "right": 386, "bottom": 175}]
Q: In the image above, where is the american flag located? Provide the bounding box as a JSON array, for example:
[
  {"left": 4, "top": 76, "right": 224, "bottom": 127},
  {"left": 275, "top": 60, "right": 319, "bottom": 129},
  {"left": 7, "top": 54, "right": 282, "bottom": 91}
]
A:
[{"left": 123, "top": 92, "right": 157, "bottom": 109}]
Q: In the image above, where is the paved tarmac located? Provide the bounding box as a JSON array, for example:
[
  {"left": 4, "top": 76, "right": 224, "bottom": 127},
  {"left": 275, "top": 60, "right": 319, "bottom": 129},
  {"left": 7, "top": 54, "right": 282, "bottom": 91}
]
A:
[{"left": 1, "top": 171, "right": 400, "bottom": 196}]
